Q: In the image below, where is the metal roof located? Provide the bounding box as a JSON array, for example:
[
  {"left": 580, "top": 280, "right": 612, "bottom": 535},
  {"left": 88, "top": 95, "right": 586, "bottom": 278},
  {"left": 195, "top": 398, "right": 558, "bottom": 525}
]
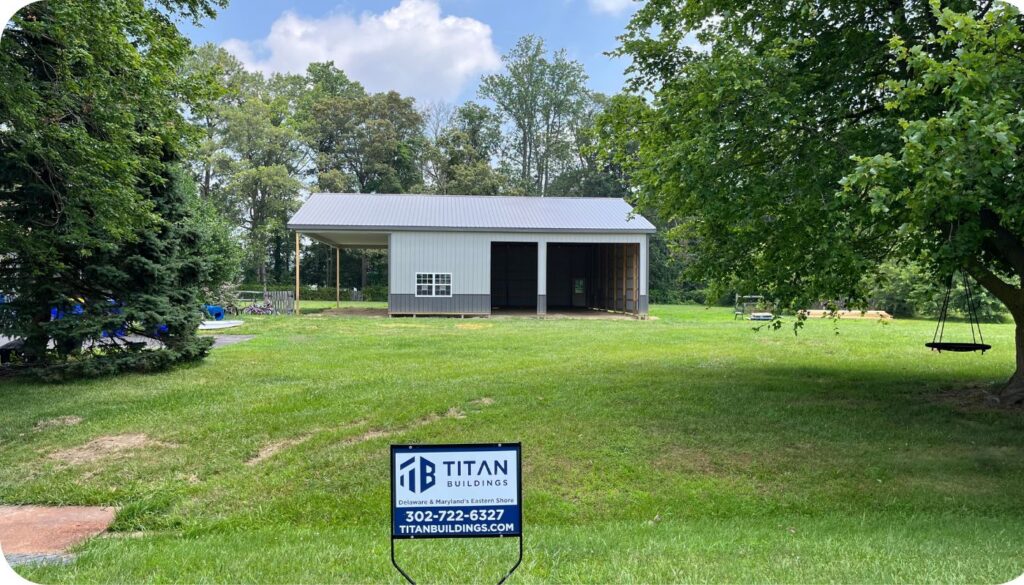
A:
[{"left": 287, "top": 193, "right": 656, "bottom": 233}]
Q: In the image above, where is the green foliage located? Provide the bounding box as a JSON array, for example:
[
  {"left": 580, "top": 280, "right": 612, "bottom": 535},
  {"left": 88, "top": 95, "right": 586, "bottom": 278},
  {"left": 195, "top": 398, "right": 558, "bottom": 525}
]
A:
[
  {"left": 295, "top": 241, "right": 388, "bottom": 295},
  {"left": 480, "top": 36, "right": 615, "bottom": 196},
  {"left": 188, "top": 54, "right": 429, "bottom": 286},
  {"left": 421, "top": 101, "right": 509, "bottom": 195},
  {"left": 240, "top": 284, "right": 387, "bottom": 302},
  {"left": 0, "top": 0, "right": 227, "bottom": 374},
  {"left": 647, "top": 231, "right": 701, "bottom": 304},
  {"left": 30, "top": 336, "right": 214, "bottom": 383},
  {"left": 864, "top": 262, "right": 1006, "bottom": 322},
  {"left": 295, "top": 66, "right": 425, "bottom": 194},
  {"left": 842, "top": 2, "right": 1024, "bottom": 320},
  {"left": 600, "top": 0, "right": 1013, "bottom": 308}
]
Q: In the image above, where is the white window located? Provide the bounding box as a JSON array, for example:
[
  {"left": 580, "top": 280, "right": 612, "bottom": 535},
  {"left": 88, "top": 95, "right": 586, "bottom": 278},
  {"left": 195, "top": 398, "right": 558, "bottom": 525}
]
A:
[{"left": 415, "top": 273, "right": 452, "bottom": 297}]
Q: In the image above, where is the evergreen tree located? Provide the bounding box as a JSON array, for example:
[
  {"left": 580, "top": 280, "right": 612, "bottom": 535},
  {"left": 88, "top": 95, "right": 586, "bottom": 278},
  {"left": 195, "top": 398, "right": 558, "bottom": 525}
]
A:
[{"left": 0, "top": 0, "right": 231, "bottom": 378}]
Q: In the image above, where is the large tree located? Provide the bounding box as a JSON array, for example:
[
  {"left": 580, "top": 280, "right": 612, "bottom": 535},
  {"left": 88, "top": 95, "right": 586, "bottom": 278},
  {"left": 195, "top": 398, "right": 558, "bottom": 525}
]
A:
[
  {"left": 421, "top": 101, "right": 507, "bottom": 195},
  {"left": 599, "top": 0, "right": 1024, "bottom": 402},
  {"left": 215, "top": 95, "right": 305, "bottom": 285},
  {"left": 480, "top": 36, "right": 591, "bottom": 195},
  {"left": 296, "top": 63, "right": 424, "bottom": 194},
  {"left": 0, "top": 0, "right": 231, "bottom": 375},
  {"left": 188, "top": 46, "right": 307, "bottom": 286},
  {"left": 844, "top": 4, "right": 1024, "bottom": 400}
]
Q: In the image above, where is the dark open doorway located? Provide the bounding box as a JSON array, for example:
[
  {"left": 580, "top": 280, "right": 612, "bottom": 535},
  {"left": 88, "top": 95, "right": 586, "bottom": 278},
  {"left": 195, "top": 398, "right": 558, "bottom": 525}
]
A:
[
  {"left": 547, "top": 243, "right": 639, "bottom": 314},
  {"left": 491, "top": 242, "right": 537, "bottom": 309}
]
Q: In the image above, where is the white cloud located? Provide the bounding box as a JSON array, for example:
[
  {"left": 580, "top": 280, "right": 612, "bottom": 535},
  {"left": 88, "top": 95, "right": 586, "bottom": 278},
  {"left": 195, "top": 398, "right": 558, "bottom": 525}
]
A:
[
  {"left": 587, "top": 0, "right": 635, "bottom": 16},
  {"left": 222, "top": 0, "right": 501, "bottom": 102}
]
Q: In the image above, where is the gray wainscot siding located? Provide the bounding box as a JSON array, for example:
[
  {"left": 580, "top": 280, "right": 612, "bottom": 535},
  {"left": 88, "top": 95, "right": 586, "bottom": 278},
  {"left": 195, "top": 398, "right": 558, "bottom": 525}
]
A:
[{"left": 389, "top": 294, "right": 491, "bottom": 315}]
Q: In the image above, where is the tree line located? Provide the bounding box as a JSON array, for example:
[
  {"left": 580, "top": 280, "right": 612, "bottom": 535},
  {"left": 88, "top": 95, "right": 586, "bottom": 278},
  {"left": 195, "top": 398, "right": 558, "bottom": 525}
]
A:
[{"left": 186, "top": 36, "right": 632, "bottom": 291}]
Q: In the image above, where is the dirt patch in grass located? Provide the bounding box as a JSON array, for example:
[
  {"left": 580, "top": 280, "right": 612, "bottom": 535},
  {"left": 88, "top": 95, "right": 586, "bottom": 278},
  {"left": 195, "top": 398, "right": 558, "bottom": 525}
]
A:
[
  {"left": 48, "top": 434, "right": 177, "bottom": 465},
  {"left": 455, "top": 323, "right": 492, "bottom": 330},
  {"left": 931, "top": 383, "right": 1017, "bottom": 412},
  {"left": 322, "top": 307, "right": 389, "bottom": 317},
  {"left": 341, "top": 429, "right": 393, "bottom": 446},
  {"left": 246, "top": 434, "right": 314, "bottom": 466},
  {"left": 469, "top": 397, "right": 495, "bottom": 407},
  {"left": 445, "top": 407, "right": 467, "bottom": 419},
  {"left": 34, "top": 416, "right": 83, "bottom": 431},
  {"left": 341, "top": 401, "right": 488, "bottom": 446},
  {"left": 653, "top": 445, "right": 758, "bottom": 476}
]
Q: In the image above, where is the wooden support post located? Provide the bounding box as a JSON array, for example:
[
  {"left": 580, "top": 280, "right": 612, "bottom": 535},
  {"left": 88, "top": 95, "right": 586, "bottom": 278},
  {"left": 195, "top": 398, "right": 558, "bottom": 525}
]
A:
[
  {"left": 634, "top": 243, "right": 640, "bottom": 316},
  {"left": 609, "top": 245, "right": 615, "bottom": 311},
  {"left": 601, "top": 245, "right": 607, "bottom": 309},
  {"left": 335, "top": 246, "right": 340, "bottom": 309},
  {"left": 611, "top": 244, "right": 616, "bottom": 311},
  {"left": 607, "top": 244, "right": 612, "bottom": 310},
  {"left": 620, "top": 244, "right": 627, "bottom": 313},
  {"left": 606, "top": 245, "right": 610, "bottom": 310},
  {"left": 295, "top": 231, "right": 301, "bottom": 316}
]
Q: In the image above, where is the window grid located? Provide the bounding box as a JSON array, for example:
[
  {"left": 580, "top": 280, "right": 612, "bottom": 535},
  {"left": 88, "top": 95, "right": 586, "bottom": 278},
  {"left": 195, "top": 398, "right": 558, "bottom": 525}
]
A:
[{"left": 415, "top": 273, "right": 453, "bottom": 297}]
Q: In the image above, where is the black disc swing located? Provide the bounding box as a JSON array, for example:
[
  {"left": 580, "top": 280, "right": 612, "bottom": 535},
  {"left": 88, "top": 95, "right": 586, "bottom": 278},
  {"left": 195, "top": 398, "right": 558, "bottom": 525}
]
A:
[{"left": 926, "top": 271, "right": 992, "bottom": 354}]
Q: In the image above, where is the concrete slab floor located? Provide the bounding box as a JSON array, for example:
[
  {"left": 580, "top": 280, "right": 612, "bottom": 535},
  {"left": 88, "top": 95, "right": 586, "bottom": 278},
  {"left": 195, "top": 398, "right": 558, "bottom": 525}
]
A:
[{"left": 491, "top": 308, "right": 640, "bottom": 320}]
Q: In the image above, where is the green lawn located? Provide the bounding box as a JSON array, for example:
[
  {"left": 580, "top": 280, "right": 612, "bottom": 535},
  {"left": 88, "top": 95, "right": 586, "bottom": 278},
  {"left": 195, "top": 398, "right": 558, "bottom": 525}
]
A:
[{"left": 3, "top": 305, "right": 1023, "bottom": 583}]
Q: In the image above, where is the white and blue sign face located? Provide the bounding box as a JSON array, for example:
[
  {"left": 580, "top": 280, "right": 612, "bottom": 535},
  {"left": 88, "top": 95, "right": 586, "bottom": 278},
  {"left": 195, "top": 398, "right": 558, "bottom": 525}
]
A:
[{"left": 391, "top": 444, "right": 521, "bottom": 539}]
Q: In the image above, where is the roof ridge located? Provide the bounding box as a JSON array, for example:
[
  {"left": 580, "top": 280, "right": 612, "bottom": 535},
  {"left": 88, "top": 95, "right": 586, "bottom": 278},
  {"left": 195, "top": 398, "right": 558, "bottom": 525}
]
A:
[{"left": 310, "top": 193, "right": 629, "bottom": 201}]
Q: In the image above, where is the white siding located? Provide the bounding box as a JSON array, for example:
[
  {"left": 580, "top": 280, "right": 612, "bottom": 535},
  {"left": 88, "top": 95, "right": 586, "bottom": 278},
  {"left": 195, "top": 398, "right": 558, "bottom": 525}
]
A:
[{"left": 389, "top": 231, "right": 648, "bottom": 296}]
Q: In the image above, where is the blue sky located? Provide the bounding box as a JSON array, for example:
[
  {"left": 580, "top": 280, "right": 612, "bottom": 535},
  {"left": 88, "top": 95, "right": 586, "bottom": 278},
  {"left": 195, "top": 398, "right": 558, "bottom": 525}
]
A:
[{"left": 181, "top": 0, "right": 640, "bottom": 104}]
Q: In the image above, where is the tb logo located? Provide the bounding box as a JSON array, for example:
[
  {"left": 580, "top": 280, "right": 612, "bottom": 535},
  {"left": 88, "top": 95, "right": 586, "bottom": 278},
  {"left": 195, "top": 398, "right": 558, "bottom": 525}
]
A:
[{"left": 399, "top": 456, "right": 436, "bottom": 493}]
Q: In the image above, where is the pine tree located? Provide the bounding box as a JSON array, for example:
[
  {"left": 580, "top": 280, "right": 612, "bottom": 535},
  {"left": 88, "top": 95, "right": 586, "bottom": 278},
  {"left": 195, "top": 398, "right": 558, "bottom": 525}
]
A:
[{"left": 0, "top": 0, "right": 233, "bottom": 379}]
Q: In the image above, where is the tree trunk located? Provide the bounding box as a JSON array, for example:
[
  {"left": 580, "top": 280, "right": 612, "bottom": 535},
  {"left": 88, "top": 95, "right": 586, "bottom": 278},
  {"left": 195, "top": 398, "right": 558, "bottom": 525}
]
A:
[
  {"left": 1003, "top": 321, "right": 1024, "bottom": 405},
  {"left": 968, "top": 261, "right": 1024, "bottom": 406},
  {"left": 23, "top": 307, "right": 52, "bottom": 363}
]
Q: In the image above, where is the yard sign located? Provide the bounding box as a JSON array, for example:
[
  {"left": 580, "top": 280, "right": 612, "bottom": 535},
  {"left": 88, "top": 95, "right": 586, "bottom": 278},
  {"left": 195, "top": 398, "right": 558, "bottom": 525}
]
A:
[{"left": 390, "top": 443, "right": 523, "bottom": 584}]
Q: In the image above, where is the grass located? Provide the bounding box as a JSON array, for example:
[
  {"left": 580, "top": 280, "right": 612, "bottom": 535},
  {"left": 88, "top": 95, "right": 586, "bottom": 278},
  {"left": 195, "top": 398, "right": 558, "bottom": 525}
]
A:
[{"left": 2, "top": 304, "right": 1023, "bottom": 583}]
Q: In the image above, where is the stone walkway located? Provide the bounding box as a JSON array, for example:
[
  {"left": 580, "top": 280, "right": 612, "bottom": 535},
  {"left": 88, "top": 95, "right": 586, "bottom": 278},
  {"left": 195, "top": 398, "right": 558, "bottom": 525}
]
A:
[
  {"left": 4, "top": 552, "right": 75, "bottom": 567},
  {"left": 0, "top": 506, "right": 116, "bottom": 567},
  {"left": 210, "top": 334, "right": 255, "bottom": 349}
]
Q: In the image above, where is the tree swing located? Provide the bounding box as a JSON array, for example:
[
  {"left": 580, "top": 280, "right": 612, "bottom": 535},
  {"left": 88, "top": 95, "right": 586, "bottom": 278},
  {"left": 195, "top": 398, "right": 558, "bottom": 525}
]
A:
[{"left": 926, "top": 271, "right": 991, "bottom": 354}]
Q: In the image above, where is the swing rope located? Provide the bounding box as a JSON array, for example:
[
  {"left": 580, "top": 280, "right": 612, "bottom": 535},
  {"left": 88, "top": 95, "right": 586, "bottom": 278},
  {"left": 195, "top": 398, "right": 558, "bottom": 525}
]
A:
[{"left": 927, "top": 270, "right": 991, "bottom": 354}]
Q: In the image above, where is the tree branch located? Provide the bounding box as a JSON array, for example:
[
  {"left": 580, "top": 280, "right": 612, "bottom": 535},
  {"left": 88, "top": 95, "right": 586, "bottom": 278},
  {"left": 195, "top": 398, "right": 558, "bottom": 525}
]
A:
[
  {"left": 980, "top": 208, "right": 1024, "bottom": 276},
  {"left": 968, "top": 260, "right": 1023, "bottom": 316}
]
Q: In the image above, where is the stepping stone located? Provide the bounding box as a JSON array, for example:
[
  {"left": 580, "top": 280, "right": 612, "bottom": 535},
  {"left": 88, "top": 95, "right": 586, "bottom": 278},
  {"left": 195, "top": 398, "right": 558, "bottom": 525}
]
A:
[{"left": 0, "top": 506, "right": 116, "bottom": 564}]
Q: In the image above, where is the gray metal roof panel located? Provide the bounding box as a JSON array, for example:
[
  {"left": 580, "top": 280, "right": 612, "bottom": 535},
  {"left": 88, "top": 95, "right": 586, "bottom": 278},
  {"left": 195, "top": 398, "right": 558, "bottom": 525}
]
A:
[{"left": 287, "top": 193, "right": 657, "bottom": 233}]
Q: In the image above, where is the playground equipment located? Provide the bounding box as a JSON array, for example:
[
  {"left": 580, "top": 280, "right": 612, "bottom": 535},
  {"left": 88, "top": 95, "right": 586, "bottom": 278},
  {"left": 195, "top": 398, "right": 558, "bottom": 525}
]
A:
[
  {"left": 735, "top": 295, "right": 774, "bottom": 321},
  {"left": 926, "top": 271, "right": 991, "bottom": 353}
]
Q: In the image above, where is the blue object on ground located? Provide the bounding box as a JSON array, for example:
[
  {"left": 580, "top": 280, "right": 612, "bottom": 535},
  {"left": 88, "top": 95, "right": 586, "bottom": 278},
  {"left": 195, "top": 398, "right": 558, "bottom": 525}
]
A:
[
  {"left": 203, "top": 305, "right": 226, "bottom": 321},
  {"left": 50, "top": 304, "right": 85, "bottom": 320}
]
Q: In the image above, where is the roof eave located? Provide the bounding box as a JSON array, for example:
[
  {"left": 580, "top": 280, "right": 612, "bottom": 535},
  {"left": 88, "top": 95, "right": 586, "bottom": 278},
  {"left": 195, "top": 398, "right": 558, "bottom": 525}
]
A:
[{"left": 287, "top": 224, "right": 656, "bottom": 234}]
